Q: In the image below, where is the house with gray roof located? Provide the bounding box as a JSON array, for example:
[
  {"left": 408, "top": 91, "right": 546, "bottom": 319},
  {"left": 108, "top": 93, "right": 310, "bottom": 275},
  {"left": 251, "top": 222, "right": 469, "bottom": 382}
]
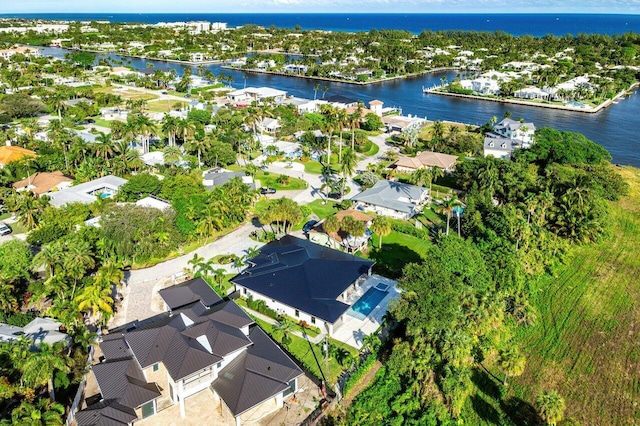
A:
[
  {"left": 484, "top": 118, "right": 536, "bottom": 159},
  {"left": 48, "top": 175, "right": 128, "bottom": 207},
  {"left": 0, "top": 317, "right": 70, "bottom": 349},
  {"left": 231, "top": 236, "right": 374, "bottom": 336},
  {"left": 76, "top": 278, "right": 303, "bottom": 426},
  {"left": 350, "top": 180, "right": 428, "bottom": 220},
  {"left": 202, "top": 168, "right": 256, "bottom": 190}
]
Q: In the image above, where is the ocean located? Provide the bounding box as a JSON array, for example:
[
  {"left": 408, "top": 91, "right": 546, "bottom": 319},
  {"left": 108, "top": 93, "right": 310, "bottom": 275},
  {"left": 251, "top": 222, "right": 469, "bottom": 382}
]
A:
[{"left": 2, "top": 13, "right": 640, "bottom": 36}]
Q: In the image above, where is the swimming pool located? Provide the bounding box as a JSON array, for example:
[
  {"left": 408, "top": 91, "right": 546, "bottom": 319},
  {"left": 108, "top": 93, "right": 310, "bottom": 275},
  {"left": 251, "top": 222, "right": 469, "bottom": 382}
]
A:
[{"left": 348, "top": 287, "right": 388, "bottom": 320}]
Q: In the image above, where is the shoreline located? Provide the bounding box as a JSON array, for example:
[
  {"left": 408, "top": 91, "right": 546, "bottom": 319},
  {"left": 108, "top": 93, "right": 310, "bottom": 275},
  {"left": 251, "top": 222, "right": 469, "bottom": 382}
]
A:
[
  {"left": 220, "top": 66, "right": 456, "bottom": 86},
  {"left": 424, "top": 83, "right": 639, "bottom": 114},
  {"left": 64, "top": 46, "right": 227, "bottom": 65}
]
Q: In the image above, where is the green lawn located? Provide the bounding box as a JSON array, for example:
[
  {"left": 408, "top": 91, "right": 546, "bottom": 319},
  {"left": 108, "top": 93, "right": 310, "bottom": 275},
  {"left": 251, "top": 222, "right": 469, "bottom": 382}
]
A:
[
  {"left": 298, "top": 160, "right": 326, "bottom": 175},
  {"left": 256, "top": 171, "right": 307, "bottom": 191},
  {"left": 307, "top": 199, "right": 340, "bottom": 219},
  {"left": 361, "top": 142, "right": 380, "bottom": 157},
  {"left": 462, "top": 166, "right": 640, "bottom": 425},
  {"left": 367, "top": 229, "right": 431, "bottom": 278},
  {"left": 145, "top": 100, "right": 188, "bottom": 113}
]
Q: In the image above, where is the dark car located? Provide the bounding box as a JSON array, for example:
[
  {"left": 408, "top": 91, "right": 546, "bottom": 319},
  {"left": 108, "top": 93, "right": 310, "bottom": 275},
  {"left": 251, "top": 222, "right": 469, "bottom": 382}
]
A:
[
  {"left": 260, "top": 187, "right": 276, "bottom": 195},
  {"left": 87, "top": 118, "right": 95, "bottom": 124},
  {"left": 327, "top": 192, "right": 341, "bottom": 199},
  {"left": 303, "top": 220, "right": 318, "bottom": 233},
  {"left": 0, "top": 222, "right": 11, "bottom": 236},
  {"left": 161, "top": 91, "right": 168, "bottom": 94}
]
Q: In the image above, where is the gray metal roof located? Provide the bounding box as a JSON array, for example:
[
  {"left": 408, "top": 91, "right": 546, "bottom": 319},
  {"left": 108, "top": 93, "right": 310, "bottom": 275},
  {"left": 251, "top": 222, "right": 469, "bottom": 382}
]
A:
[
  {"left": 350, "top": 180, "right": 426, "bottom": 214},
  {"left": 74, "top": 400, "right": 137, "bottom": 426},
  {"left": 231, "top": 236, "right": 373, "bottom": 323},
  {"left": 158, "top": 277, "right": 223, "bottom": 311},
  {"left": 91, "top": 358, "right": 161, "bottom": 409},
  {"left": 212, "top": 327, "right": 303, "bottom": 417}
]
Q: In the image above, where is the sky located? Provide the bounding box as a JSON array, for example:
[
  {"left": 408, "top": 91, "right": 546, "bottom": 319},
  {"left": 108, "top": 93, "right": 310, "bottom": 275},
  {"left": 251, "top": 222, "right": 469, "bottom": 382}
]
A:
[{"left": 2, "top": 0, "right": 640, "bottom": 14}]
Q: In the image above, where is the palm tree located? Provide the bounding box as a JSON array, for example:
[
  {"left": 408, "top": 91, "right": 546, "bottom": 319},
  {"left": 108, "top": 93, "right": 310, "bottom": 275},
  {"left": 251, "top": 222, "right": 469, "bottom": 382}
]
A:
[
  {"left": 436, "top": 194, "right": 461, "bottom": 235},
  {"left": 161, "top": 114, "right": 180, "bottom": 147},
  {"left": 232, "top": 255, "right": 247, "bottom": 274},
  {"left": 410, "top": 167, "right": 432, "bottom": 188},
  {"left": 63, "top": 240, "right": 95, "bottom": 300},
  {"left": 94, "top": 132, "right": 115, "bottom": 164},
  {"left": 313, "top": 83, "right": 320, "bottom": 100},
  {"left": 75, "top": 279, "right": 114, "bottom": 325},
  {"left": 536, "top": 390, "right": 566, "bottom": 425},
  {"left": 20, "top": 343, "right": 71, "bottom": 402},
  {"left": 211, "top": 268, "right": 227, "bottom": 293},
  {"left": 273, "top": 316, "right": 294, "bottom": 348},
  {"left": 244, "top": 245, "right": 261, "bottom": 260},
  {"left": 371, "top": 215, "right": 392, "bottom": 248},
  {"left": 323, "top": 215, "right": 340, "bottom": 236},
  {"left": 185, "top": 137, "right": 210, "bottom": 168},
  {"left": 340, "top": 148, "right": 357, "bottom": 196},
  {"left": 33, "top": 242, "right": 64, "bottom": 279},
  {"left": 497, "top": 346, "right": 526, "bottom": 386},
  {"left": 47, "top": 91, "right": 67, "bottom": 119},
  {"left": 163, "top": 145, "right": 182, "bottom": 167},
  {"left": 133, "top": 114, "right": 156, "bottom": 153},
  {"left": 10, "top": 399, "right": 65, "bottom": 425}
]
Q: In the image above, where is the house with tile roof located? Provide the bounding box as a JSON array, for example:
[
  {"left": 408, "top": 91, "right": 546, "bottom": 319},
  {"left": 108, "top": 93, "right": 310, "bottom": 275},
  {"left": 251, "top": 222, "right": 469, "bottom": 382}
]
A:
[
  {"left": 0, "top": 145, "right": 37, "bottom": 168},
  {"left": 76, "top": 278, "right": 303, "bottom": 426},
  {"left": 12, "top": 171, "right": 73, "bottom": 195},
  {"left": 350, "top": 180, "right": 428, "bottom": 220},
  {"left": 231, "top": 236, "right": 374, "bottom": 336},
  {"left": 394, "top": 151, "right": 459, "bottom": 173}
]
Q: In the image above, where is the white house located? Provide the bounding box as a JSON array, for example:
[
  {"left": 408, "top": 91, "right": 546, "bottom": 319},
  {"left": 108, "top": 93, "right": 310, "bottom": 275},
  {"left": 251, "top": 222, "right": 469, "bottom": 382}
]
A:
[{"left": 351, "top": 180, "right": 429, "bottom": 220}]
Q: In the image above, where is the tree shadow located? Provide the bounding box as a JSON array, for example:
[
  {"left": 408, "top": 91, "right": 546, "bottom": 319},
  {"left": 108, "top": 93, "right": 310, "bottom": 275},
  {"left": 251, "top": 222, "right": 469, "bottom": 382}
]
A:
[
  {"left": 501, "top": 396, "right": 542, "bottom": 426},
  {"left": 368, "top": 243, "right": 422, "bottom": 279},
  {"left": 471, "top": 367, "right": 501, "bottom": 400},
  {"left": 471, "top": 395, "right": 501, "bottom": 425}
]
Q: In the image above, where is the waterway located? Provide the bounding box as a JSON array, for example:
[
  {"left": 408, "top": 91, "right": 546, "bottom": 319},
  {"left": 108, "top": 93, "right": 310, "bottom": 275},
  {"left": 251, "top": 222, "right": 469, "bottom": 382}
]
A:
[{"left": 43, "top": 47, "right": 640, "bottom": 167}]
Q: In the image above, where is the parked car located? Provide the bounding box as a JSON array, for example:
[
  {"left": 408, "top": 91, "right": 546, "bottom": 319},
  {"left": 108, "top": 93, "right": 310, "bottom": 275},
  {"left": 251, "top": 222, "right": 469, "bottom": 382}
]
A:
[
  {"left": 0, "top": 222, "right": 11, "bottom": 236},
  {"left": 260, "top": 187, "right": 276, "bottom": 195},
  {"left": 327, "top": 192, "right": 341, "bottom": 199},
  {"left": 161, "top": 91, "right": 168, "bottom": 94},
  {"left": 302, "top": 220, "right": 318, "bottom": 233}
]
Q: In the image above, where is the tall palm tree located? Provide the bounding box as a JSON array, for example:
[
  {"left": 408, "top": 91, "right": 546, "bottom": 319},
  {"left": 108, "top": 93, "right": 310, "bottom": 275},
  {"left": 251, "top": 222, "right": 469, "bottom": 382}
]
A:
[
  {"left": 20, "top": 343, "right": 71, "bottom": 402},
  {"left": 273, "top": 316, "right": 294, "bottom": 348},
  {"left": 340, "top": 148, "right": 357, "bottom": 196},
  {"left": 185, "top": 137, "right": 210, "bottom": 168},
  {"left": 33, "top": 242, "right": 64, "bottom": 279},
  {"left": 63, "top": 240, "right": 95, "bottom": 300},
  {"left": 323, "top": 215, "right": 340, "bottom": 236},
  {"left": 132, "top": 114, "right": 156, "bottom": 153},
  {"left": 163, "top": 145, "right": 182, "bottom": 167},
  {"left": 437, "top": 194, "right": 461, "bottom": 235},
  {"left": 10, "top": 398, "right": 65, "bottom": 425},
  {"left": 161, "top": 114, "right": 180, "bottom": 147},
  {"left": 536, "top": 390, "right": 566, "bottom": 425},
  {"left": 370, "top": 215, "right": 392, "bottom": 248},
  {"left": 94, "top": 132, "right": 115, "bottom": 164}
]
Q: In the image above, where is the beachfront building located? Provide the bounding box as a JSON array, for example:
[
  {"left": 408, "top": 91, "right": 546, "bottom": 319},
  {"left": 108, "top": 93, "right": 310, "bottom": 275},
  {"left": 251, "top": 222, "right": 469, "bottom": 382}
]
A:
[
  {"left": 351, "top": 180, "right": 429, "bottom": 220},
  {"left": 231, "top": 236, "right": 375, "bottom": 337},
  {"left": 484, "top": 118, "right": 536, "bottom": 160},
  {"left": 75, "top": 278, "right": 304, "bottom": 426},
  {"left": 394, "top": 151, "right": 459, "bottom": 173},
  {"left": 0, "top": 46, "right": 41, "bottom": 60}
]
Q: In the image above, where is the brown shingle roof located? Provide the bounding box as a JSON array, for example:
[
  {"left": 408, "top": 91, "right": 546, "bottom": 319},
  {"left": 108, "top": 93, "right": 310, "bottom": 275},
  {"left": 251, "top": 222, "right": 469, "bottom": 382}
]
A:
[
  {"left": 394, "top": 151, "right": 458, "bottom": 170},
  {"left": 12, "top": 171, "right": 72, "bottom": 194}
]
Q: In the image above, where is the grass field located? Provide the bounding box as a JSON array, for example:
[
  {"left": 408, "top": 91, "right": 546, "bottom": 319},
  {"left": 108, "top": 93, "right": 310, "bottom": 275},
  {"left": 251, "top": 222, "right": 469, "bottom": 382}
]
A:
[
  {"left": 464, "top": 166, "right": 640, "bottom": 425},
  {"left": 145, "top": 100, "right": 188, "bottom": 113},
  {"left": 368, "top": 230, "right": 431, "bottom": 278}
]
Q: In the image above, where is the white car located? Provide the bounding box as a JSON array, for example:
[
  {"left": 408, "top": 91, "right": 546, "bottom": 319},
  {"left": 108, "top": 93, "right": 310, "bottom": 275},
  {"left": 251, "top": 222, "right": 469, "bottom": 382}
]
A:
[{"left": 0, "top": 222, "right": 11, "bottom": 236}]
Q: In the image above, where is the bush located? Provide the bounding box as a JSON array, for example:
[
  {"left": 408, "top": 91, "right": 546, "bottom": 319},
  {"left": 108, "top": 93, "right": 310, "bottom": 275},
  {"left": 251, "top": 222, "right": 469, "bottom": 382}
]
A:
[
  {"left": 343, "top": 353, "right": 377, "bottom": 397},
  {"left": 246, "top": 295, "right": 278, "bottom": 319},
  {"left": 391, "top": 220, "right": 429, "bottom": 238},
  {"left": 215, "top": 254, "right": 239, "bottom": 264},
  {"left": 250, "top": 230, "right": 277, "bottom": 243}
]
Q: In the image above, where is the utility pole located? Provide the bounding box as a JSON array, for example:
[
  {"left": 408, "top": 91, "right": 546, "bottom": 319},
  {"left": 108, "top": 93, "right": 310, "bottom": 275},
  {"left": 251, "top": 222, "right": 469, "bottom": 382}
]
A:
[{"left": 323, "top": 336, "right": 329, "bottom": 398}]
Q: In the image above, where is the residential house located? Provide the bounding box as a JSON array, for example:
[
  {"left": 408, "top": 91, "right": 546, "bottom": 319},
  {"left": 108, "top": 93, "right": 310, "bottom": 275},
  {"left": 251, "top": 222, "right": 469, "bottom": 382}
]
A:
[
  {"left": 0, "top": 317, "right": 70, "bottom": 349},
  {"left": 257, "top": 117, "right": 282, "bottom": 135},
  {"left": 202, "top": 168, "right": 256, "bottom": 190},
  {"left": 76, "top": 278, "right": 303, "bottom": 426},
  {"left": 324, "top": 95, "right": 359, "bottom": 109},
  {"left": 351, "top": 180, "right": 428, "bottom": 220},
  {"left": 262, "top": 141, "right": 302, "bottom": 159},
  {"left": 48, "top": 175, "right": 128, "bottom": 207},
  {"left": 309, "top": 210, "right": 373, "bottom": 252},
  {"left": 12, "top": 171, "right": 73, "bottom": 195},
  {"left": 226, "top": 87, "right": 287, "bottom": 105},
  {"left": 100, "top": 107, "right": 129, "bottom": 121},
  {"left": 492, "top": 118, "right": 536, "bottom": 145},
  {"left": 0, "top": 145, "right": 37, "bottom": 168},
  {"left": 135, "top": 195, "right": 172, "bottom": 211},
  {"left": 382, "top": 114, "right": 426, "bottom": 133},
  {"left": 231, "top": 236, "right": 375, "bottom": 336},
  {"left": 483, "top": 134, "right": 519, "bottom": 160},
  {"left": 368, "top": 100, "right": 383, "bottom": 117},
  {"left": 394, "top": 151, "right": 459, "bottom": 173},
  {"left": 63, "top": 97, "right": 94, "bottom": 107}
]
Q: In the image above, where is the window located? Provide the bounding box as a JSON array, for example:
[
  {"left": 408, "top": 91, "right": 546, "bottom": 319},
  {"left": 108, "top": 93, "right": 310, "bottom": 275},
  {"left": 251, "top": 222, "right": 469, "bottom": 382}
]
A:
[
  {"left": 152, "top": 363, "right": 159, "bottom": 372},
  {"left": 311, "top": 317, "right": 316, "bottom": 324},
  {"left": 243, "top": 288, "right": 247, "bottom": 295},
  {"left": 217, "top": 362, "right": 222, "bottom": 369},
  {"left": 295, "top": 310, "right": 299, "bottom": 317},
  {"left": 283, "top": 379, "right": 296, "bottom": 397},
  {"left": 141, "top": 401, "right": 155, "bottom": 419}
]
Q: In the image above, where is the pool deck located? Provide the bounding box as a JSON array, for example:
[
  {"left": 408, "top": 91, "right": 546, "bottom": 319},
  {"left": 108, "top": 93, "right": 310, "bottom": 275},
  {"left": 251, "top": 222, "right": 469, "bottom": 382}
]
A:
[{"left": 331, "top": 274, "right": 400, "bottom": 349}]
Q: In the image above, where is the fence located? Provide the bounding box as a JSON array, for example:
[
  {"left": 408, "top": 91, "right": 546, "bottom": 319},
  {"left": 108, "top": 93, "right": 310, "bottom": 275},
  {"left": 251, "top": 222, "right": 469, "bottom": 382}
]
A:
[{"left": 65, "top": 332, "right": 99, "bottom": 426}]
